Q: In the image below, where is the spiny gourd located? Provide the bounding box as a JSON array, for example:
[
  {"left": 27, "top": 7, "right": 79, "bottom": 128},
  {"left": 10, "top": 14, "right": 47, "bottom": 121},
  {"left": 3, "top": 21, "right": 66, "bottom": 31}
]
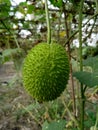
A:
[{"left": 22, "top": 43, "right": 70, "bottom": 101}]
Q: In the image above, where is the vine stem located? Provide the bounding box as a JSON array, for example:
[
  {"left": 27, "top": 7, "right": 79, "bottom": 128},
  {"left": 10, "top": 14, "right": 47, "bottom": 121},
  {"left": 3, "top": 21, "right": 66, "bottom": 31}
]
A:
[
  {"left": 45, "top": 0, "right": 51, "bottom": 44},
  {"left": 95, "top": 0, "right": 98, "bottom": 13},
  {"left": 78, "top": 0, "right": 85, "bottom": 130},
  {"left": 62, "top": 2, "right": 76, "bottom": 117}
]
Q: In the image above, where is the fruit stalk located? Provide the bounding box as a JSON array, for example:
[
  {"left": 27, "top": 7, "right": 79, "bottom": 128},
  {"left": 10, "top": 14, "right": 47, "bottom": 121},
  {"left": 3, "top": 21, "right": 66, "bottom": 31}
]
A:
[{"left": 45, "top": 0, "right": 51, "bottom": 44}]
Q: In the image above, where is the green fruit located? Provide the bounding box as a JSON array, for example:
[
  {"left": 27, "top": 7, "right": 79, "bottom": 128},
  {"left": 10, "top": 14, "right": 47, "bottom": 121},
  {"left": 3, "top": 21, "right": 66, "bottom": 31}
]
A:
[{"left": 22, "top": 43, "right": 70, "bottom": 101}]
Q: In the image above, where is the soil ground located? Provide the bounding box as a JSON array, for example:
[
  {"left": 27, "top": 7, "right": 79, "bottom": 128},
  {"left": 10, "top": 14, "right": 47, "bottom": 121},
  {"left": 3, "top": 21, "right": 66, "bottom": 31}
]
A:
[{"left": 0, "top": 62, "right": 41, "bottom": 130}]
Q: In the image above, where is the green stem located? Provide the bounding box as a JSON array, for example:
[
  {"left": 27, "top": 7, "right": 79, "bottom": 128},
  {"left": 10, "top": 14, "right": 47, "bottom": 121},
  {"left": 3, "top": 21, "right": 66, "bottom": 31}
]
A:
[
  {"left": 79, "top": 2, "right": 83, "bottom": 71},
  {"left": 95, "top": 0, "right": 98, "bottom": 13},
  {"left": 13, "top": 33, "right": 20, "bottom": 49},
  {"left": 78, "top": 0, "right": 85, "bottom": 130},
  {"left": 45, "top": 0, "right": 51, "bottom": 44}
]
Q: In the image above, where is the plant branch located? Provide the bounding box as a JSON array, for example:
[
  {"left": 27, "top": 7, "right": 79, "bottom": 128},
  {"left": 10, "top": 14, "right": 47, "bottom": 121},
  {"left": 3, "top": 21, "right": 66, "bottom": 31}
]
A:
[
  {"left": 64, "top": 12, "right": 98, "bottom": 46},
  {"left": 82, "top": 16, "right": 97, "bottom": 44}
]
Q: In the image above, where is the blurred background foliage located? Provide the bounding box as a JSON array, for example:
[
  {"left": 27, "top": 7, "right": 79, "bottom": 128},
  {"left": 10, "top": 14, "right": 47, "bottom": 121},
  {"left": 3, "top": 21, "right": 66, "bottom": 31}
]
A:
[{"left": 0, "top": 0, "right": 98, "bottom": 52}]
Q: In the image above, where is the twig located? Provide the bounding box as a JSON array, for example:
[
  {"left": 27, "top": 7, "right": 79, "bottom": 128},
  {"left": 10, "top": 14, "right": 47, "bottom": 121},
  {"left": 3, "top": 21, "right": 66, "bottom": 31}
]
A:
[
  {"left": 62, "top": 100, "right": 80, "bottom": 129},
  {"left": 19, "top": 103, "right": 42, "bottom": 126},
  {"left": 64, "top": 13, "right": 98, "bottom": 46},
  {"left": 82, "top": 16, "right": 97, "bottom": 44}
]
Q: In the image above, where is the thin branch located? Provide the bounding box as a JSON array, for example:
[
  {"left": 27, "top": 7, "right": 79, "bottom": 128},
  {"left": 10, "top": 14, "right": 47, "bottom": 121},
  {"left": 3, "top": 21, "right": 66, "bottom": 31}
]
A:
[
  {"left": 82, "top": 16, "right": 97, "bottom": 44},
  {"left": 64, "top": 13, "right": 98, "bottom": 46}
]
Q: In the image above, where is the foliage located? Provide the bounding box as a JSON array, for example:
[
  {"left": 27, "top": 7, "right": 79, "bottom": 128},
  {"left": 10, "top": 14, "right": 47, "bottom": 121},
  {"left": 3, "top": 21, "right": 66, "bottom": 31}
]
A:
[
  {"left": 73, "top": 71, "right": 98, "bottom": 87},
  {"left": 83, "top": 56, "right": 98, "bottom": 71},
  {"left": 73, "top": 56, "right": 98, "bottom": 87},
  {"left": 42, "top": 120, "right": 66, "bottom": 130},
  {"left": 49, "top": 0, "right": 63, "bottom": 8},
  {"left": 0, "top": 48, "right": 21, "bottom": 63},
  {"left": 0, "top": 0, "right": 11, "bottom": 18}
]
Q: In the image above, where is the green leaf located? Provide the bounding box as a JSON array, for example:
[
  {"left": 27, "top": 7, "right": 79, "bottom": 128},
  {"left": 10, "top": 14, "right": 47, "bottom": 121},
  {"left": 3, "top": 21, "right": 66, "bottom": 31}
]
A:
[
  {"left": 49, "top": 0, "right": 62, "bottom": 8},
  {"left": 2, "top": 48, "right": 21, "bottom": 63},
  {"left": 23, "top": 22, "right": 30, "bottom": 29},
  {"left": 42, "top": 120, "right": 66, "bottom": 130},
  {"left": 19, "top": 2, "right": 27, "bottom": 6},
  {"left": 19, "top": 6, "right": 25, "bottom": 14},
  {"left": 83, "top": 56, "right": 98, "bottom": 71},
  {"left": 27, "top": 5, "right": 35, "bottom": 14},
  {"left": 0, "top": 0, "right": 11, "bottom": 17},
  {"left": 0, "top": 0, "right": 11, "bottom": 5},
  {"left": 3, "top": 48, "right": 20, "bottom": 57},
  {"left": 73, "top": 71, "right": 98, "bottom": 87}
]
